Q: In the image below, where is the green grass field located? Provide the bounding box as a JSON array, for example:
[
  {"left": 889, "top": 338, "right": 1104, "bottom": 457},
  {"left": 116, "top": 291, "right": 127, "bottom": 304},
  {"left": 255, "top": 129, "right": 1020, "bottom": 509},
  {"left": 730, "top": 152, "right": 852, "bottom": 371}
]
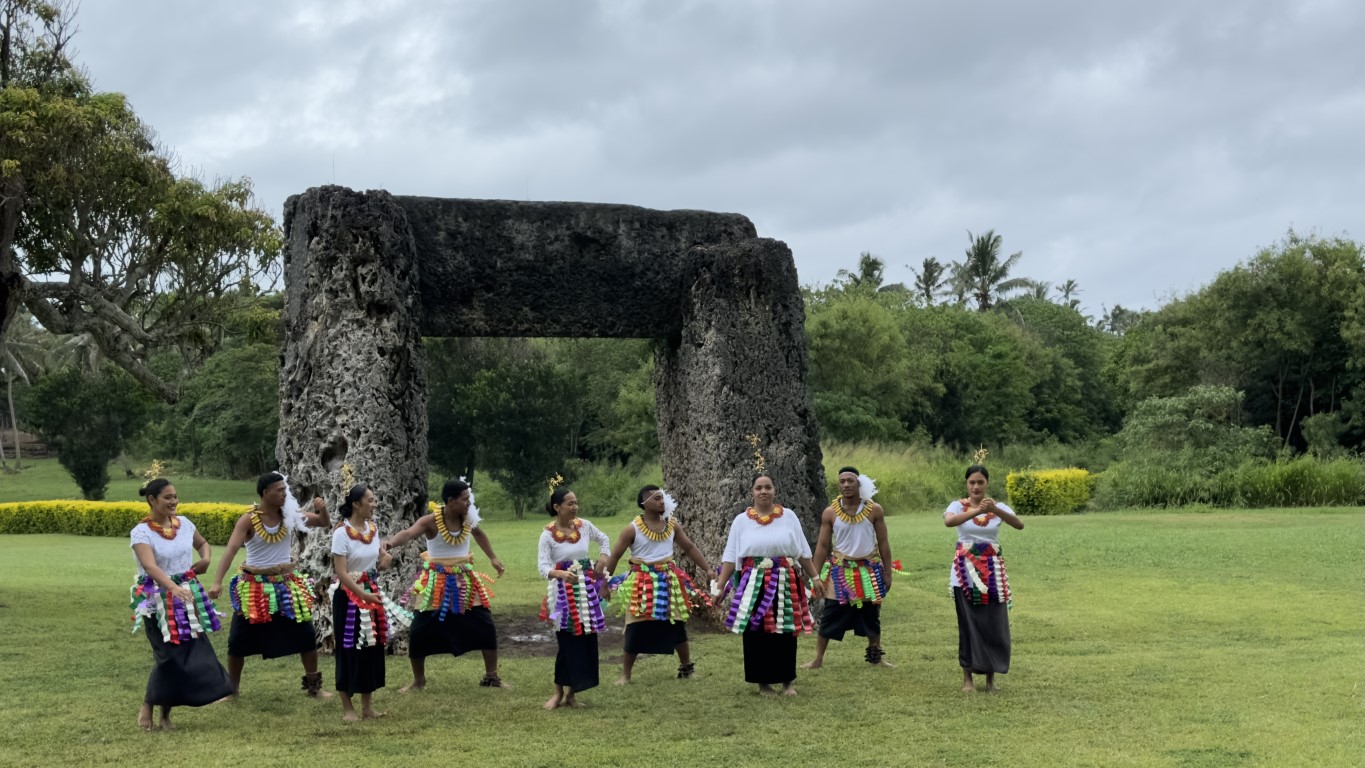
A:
[
  {"left": 0, "top": 458, "right": 258, "bottom": 505},
  {"left": 0, "top": 509, "right": 1361, "bottom": 767}
]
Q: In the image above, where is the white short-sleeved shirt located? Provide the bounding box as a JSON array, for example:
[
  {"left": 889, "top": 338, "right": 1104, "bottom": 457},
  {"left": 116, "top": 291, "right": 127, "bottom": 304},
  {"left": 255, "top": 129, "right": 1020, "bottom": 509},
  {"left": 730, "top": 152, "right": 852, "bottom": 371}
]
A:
[
  {"left": 722, "top": 507, "right": 812, "bottom": 564},
  {"left": 945, "top": 500, "right": 1012, "bottom": 587},
  {"left": 537, "top": 519, "right": 611, "bottom": 578},
  {"left": 330, "top": 520, "right": 381, "bottom": 573},
  {"left": 130, "top": 517, "right": 198, "bottom": 576}
]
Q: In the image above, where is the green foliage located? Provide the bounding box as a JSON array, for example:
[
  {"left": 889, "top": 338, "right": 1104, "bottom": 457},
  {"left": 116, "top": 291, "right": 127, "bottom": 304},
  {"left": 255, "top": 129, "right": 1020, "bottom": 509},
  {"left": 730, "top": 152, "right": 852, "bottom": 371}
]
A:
[
  {"left": 1114, "top": 232, "right": 1365, "bottom": 452},
  {"left": 0, "top": 500, "right": 241, "bottom": 543},
  {"left": 807, "top": 296, "right": 940, "bottom": 441},
  {"left": 541, "top": 338, "right": 657, "bottom": 462},
  {"left": 1005, "top": 468, "right": 1092, "bottom": 515},
  {"left": 470, "top": 355, "right": 579, "bottom": 518},
  {"left": 178, "top": 343, "right": 279, "bottom": 478},
  {"left": 21, "top": 366, "right": 155, "bottom": 499},
  {"left": 1, "top": 2, "right": 281, "bottom": 403}
]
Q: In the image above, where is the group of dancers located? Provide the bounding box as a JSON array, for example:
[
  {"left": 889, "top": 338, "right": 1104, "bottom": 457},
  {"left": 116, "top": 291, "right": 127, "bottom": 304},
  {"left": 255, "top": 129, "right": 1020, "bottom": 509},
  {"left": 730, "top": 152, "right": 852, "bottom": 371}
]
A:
[{"left": 127, "top": 461, "right": 1021, "bottom": 729}]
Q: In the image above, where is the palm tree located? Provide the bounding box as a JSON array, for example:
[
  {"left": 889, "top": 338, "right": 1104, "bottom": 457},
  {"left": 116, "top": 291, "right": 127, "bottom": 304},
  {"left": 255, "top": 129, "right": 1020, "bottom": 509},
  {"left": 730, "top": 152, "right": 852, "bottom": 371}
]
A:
[
  {"left": 836, "top": 252, "right": 886, "bottom": 292},
  {"left": 0, "top": 313, "right": 49, "bottom": 470},
  {"left": 1056, "top": 279, "right": 1082, "bottom": 310},
  {"left": 955, "top": 229, "right": 1033, "bottom": 311},
  {"left": 911, "top": 257, "right": 949, "bottom": 305},
  {"left": 1025, "top": 280, "right": 1052, "bottom": 301}
]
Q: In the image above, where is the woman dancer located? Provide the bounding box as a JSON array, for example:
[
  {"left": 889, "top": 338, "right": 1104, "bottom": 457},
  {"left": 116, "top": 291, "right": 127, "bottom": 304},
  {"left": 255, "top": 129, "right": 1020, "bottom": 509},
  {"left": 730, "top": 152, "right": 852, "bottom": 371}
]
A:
[{"left": 129, "top": 478, "right": 234, "bottom": 730}]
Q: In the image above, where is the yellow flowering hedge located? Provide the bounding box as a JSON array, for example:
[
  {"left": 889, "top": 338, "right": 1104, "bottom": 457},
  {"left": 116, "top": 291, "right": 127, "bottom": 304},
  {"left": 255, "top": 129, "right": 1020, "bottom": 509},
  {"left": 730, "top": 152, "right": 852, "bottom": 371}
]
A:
[
  {"left": 1005, "top": 468, "right": 1092, "bottom": 516},
  {"left": 0, "top": 501, "right": 248, "bottom": 545}
]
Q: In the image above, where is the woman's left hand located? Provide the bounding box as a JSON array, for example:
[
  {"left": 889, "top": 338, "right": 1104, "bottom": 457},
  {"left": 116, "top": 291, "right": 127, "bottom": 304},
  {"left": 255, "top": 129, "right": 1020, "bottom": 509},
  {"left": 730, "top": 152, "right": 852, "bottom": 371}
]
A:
[
  {"left": 191, "top": 558, "right": 210, "bottom": 575},
  {"left": 378, "top": 551, "right": 394, "bottom": 570},
  {"left": 490, "top": 557, "right": 506, "bottom": 578}
]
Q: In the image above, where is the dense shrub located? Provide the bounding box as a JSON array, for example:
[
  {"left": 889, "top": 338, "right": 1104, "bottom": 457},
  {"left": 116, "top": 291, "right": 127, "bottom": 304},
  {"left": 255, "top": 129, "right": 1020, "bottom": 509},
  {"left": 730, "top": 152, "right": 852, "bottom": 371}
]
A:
[
  {"left": 1006, "top": 468, "right": 1091, "bottom": 515},
  {"left": 0, "top": 501, "right": 245, "bottom": 544}
]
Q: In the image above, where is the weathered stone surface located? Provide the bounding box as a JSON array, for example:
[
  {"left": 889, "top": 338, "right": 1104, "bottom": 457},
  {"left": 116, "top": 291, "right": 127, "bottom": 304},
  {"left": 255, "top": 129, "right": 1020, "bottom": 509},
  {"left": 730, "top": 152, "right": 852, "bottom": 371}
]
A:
[
  {"left": 277, "top": 186, "right": 825, "bottom": 644},
  {"left": 655, "top": 238, "right": 826, "bottom": 570},
  {"left": 277, "top": 186, "right": 429, "bottom": 648},
  {"left": 395, "top": 196, "right": 755, "bottom": 338}
]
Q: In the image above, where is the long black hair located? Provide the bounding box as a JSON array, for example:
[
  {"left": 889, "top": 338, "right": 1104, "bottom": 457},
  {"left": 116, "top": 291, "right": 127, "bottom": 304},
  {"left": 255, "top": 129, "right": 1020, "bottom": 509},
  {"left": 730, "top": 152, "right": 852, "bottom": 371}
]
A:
[
  {"left": 340, "top": 483, "right": 369, "bottom": 519},
  {"left": 139, "top": 478, "right": 172, "bottom": 502},
  {"left": 545, "top": 486, "right": 573, "bottom": 517}
]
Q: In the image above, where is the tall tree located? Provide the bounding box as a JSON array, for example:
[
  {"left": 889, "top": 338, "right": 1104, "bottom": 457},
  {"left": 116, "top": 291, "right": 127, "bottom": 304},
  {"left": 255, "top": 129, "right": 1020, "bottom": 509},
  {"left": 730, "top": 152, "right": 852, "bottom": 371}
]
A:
[
  {"left": 1056, "top": 279, "right": 1082, "bottom": 310},
  {"left": 1, "top": 1, "right": 280, "bottom": 403},
  {"left": 0, "top": 309, "right": 43, "bottom": 468},
  {"left": 949, "top": 230, "right": 1033, "bottom": 311},
  {"left": 911, "top": 257, "right": 948, "bottom": 305},
  {"left": 836, "top": 252, "right": 886, "bottom": 292}
]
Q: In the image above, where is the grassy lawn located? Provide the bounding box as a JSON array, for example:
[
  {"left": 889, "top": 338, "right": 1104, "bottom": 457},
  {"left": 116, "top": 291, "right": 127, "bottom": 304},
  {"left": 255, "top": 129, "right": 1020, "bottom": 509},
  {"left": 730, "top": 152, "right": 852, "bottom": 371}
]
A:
[
  {"left": 0, "top": 458, "right": 258, "bottom": 505},
  {"left": 0, "top": 508, "right": 1361, "bottom": 767}
]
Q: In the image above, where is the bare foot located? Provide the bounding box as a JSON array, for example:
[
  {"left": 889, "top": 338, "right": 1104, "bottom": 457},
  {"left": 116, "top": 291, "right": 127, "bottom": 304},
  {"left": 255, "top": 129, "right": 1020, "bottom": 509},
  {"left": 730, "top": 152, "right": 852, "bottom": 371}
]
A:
[
  {"left": 986, "top": 683, "right": 1001, "bottom": 692},
  {"left": 211, "top": 695, "right": 235, "bottom": 704},
  {"left": 873, "top": 659, "right": 897, "bottom": 668},
  {"left": 544, "top": 695, "right": 562, "bottom": 710},
  {"left": 398, "top": 681, "right": 426, "bottom": 693},
  {"left": 800, "top": 659, "right": 823, "bottom": 670},
  {"left": 781, "top": 684, "right": 798, "bottom": 697},
  {"left": 615, "top": 676, "right": 631, "bottom": 686},
  {"left": 159, "top": 717, "right": 175, "bottom": 731},
  {"left": 342, "top": 711, "right": 360, "bottom": 722},
  {"left": 758, "top": 684, "right": 778, "bottom": 696},
  {"left": 961, "top": 683, "right": 976, "bottom": 693},
  {"left": 564, "top": 696, "right": 582, "bottom": 708},
  {"left": 362, "top": 710, "right": 386, "bottom": 719},
  {"left": 484, "top": 677, "right": 513, "bottom": 689},
  {"left": 137, "top": 705, "right": 154, "bottom": 732}
]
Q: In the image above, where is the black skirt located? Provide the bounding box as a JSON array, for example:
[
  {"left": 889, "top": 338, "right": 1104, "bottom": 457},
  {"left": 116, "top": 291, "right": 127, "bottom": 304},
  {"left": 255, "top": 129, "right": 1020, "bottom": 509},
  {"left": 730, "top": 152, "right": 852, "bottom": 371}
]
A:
[
  {"left": 227, "top": 611, "right": 319, "bottom": 659},
  {"left": 143, "top": 622, "right": 236, "bottom": 707},
  {"left": 623, "top": 619, "right": 688, "bottom": 655},
  {"left": 554, "top": 630, "right": 599, "bottom": 693},
  {"left": 953, "top": 586, "right": 1010, "bottom": 674},
  {"left": 742, "top": 630, "right": 798, "bottom": 685},
  {"left": 817, "top": 601, "right": 882, "bottom": 642},
  {"left": 408, "top": 607, "right": 498, "bottom": 660},
  {"left": 332, "top": 589, "right": 386, "bottom": 695}
]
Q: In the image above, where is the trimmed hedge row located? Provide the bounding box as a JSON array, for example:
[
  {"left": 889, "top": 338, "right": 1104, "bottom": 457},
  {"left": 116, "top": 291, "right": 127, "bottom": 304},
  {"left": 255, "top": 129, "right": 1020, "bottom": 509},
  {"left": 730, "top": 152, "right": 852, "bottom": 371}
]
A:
[
  {"left": 1005, "top": 468, "right": 1092, "bottom": 516},
  {"left": 0, "top": 501, "right": 248, "bottom": 545}
]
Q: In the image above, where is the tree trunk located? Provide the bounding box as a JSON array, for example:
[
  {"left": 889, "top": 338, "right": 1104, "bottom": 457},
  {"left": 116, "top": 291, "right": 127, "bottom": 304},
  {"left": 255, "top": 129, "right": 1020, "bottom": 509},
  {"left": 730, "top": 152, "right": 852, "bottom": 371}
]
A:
[{"left": 5, "top": 370, "right": 18, "bottom": 469}]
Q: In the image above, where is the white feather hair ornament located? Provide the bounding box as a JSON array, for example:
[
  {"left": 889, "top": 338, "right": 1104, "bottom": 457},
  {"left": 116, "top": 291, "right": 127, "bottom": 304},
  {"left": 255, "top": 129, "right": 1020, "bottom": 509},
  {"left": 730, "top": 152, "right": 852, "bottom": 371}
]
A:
[
  {"left": 460, "top": 476, "right": 482, "bottom": 528},
  {"left": 858, "top": 474, "right": 878, "bottom": 501},
  {"left": 661, "top": 489, "right": 678, "bottom": 519}
]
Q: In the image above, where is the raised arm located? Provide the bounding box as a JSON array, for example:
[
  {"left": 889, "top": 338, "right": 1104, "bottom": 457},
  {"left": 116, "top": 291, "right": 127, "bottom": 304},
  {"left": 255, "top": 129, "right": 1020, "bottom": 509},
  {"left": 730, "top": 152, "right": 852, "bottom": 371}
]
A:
[
  {"left": 943, "top": 501, "right": 976, "bottom": 527},
  {"left": 385, "top": 514, "right": 435, "bottom": 549},
  {"left": 301, "top": 496, "right": 331, "bottom": 528},
  {"left": 992, "top": 501, "right": 1025, "bottom": 530},
  {"left": 209, "top": 513, "right": 252, "bottom": 598}
]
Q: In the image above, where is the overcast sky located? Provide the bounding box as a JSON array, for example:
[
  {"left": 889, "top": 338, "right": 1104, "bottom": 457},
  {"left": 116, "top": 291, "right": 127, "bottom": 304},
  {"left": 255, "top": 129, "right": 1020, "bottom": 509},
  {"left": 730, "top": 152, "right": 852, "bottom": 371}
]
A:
[{"left": 72, "top": 0, "right": 1362, "bottom": 314}]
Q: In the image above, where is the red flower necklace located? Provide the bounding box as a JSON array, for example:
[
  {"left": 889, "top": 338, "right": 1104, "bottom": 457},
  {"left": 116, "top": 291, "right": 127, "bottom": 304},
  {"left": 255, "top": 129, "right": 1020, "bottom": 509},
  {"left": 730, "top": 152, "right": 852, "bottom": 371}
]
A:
[
  {"left": 547, "top": 518, "right": 583, "bottom": 543},
  {"left": 343, "top": 519, "right": 377, "bottom": 544},
  {"left": 746, "top": 506, "right": 784, "bottom": 526},
  {"left": 961, "top": 499, "right": 995, "bottom": 527},
  {"left": 142, "top": 515, "right": 180, "bottom": 541}
]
